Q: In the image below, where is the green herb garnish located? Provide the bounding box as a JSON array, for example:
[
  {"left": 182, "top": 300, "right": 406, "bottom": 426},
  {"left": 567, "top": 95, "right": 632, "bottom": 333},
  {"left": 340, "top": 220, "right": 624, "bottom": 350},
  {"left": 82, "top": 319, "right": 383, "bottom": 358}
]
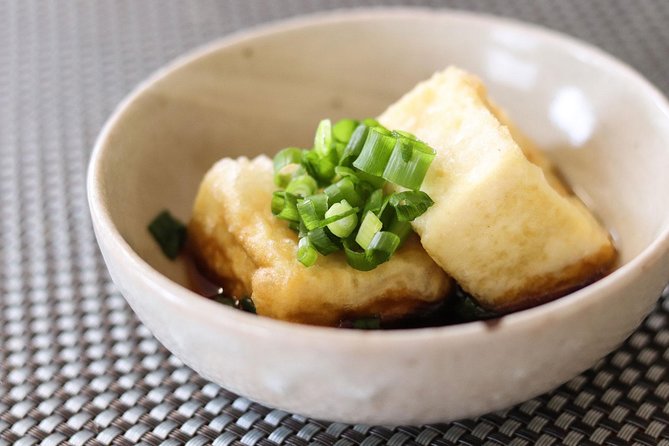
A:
[
  {"left": 239, "top": 297, "right": 257, "bottom": 314},
  {"left": 148, "top": 210, "right": 187, "bottom": 259},
  {"left": 352, "top": 316, "right": 381, "bottom": 330},
  {"left": 449, "top": 287, "right": 498, "bottom": 322},
  {"left": 210, "top": 289, "right": 257, "bottom": 314},
  {"left": 271, "top": 118, "right": 436, "bottom": 271}
]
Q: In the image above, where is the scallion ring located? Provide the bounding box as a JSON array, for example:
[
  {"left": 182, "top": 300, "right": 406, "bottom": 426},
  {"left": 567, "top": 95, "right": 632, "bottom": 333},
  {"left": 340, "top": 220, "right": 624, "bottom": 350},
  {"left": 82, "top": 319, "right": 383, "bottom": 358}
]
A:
[{"left": 388, "top": 191, "right": 435, "bottom": 222}]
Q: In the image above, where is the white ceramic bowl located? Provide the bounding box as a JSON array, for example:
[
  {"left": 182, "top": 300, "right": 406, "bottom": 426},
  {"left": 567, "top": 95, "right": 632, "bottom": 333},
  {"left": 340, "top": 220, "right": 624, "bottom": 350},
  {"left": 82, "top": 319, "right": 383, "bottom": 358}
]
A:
[{"left": 88, "top": 9, "right": 669, "bottom": 424}]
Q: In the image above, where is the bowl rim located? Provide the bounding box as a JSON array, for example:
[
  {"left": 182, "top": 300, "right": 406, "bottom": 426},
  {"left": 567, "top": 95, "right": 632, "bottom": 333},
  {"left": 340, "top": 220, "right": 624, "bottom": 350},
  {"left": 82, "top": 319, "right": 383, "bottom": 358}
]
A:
[{"left": 88, "top": 6, "right": 669, "bottom": 343}]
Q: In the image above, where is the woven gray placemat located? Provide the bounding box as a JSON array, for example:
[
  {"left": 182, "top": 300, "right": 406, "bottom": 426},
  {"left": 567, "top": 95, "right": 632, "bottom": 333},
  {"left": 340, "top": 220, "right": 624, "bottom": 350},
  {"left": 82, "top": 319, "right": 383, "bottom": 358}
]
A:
[{"left": 2, "top": 1, "right": 669, "bottom": 445}]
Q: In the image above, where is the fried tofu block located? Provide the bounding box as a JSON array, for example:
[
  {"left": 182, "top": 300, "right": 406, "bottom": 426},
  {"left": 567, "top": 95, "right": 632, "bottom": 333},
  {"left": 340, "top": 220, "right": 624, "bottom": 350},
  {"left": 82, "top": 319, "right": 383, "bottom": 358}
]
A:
[
  {"left": 188, "top": 156, "right": 450, "bottom": 326},
  {"left": 378, "top": 67, "right": 616, "bottom": 312}
]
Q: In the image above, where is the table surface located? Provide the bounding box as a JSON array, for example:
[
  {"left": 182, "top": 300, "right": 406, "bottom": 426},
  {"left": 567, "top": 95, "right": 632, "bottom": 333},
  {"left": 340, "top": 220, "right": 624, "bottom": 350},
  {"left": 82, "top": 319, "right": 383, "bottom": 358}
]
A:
[{"left": 2, "top": 1, "right": 669, "bottom": 445}]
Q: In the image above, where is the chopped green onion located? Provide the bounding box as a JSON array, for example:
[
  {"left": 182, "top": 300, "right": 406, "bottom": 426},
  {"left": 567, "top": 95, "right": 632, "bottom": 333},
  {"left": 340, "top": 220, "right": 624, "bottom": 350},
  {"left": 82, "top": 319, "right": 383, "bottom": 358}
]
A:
[
  {"left": 395, "top": 133, "right": 414, "bottom": 162},
  {"left": 343, "top": 239, "right": 377, "bottom": 271},
  {"left": 383, "top": 138, "right": 435, "bottom": 190},
  {"left": 308, "top": 193, "right": 329, "bottom": 217},
  {"left": 366, "top": 231, "right": 400, "bottom": 265},
  {"left": 334, "top": 166, "right": 359, "bottom": 182},
  {"left": 285, "top": 174, "right": 317, "bottom": 197},
  {"left": 148, "top": 210, "right": 187, "bottom": 260},
  {"left": 392, "top": 129, "right": 417, "bottom": 140},
  {"left": 450, "top": 286, "right": 498, "bottom": 321},
  {"left": 388, "top": 191, "right": 435, "bottom": 222},
  {"left": 353, "top": 128, "right": 397, "bottom": 177},
  {"left": 337, "top": 177, "right": 361, "bottom": 207},
  {"left": 323, "top": 180, "right": 343, "bottom": 204},
  {"left": 339, "top": 124, "right": 369, "bottom": 167},
  {"left": 352, "top": 316, "right": 381, "bottom": 330},
  {"left": 298, "top": 194, "right": 357, "bottom": 232},
  {"left": 210, "top": 290, "right": 257, "bottom": 315},
  {"left": 375, "top": 195, "right": 392, "bottom": 223},
  {"left": 362, "top": 189, "right": 384, "bottom": 216},
  {"left": 386, "top": 218, "right": 413, "bottom": 244},
  {"left": 356, "top": 170, "right": 386, "bottom": 189},
  {"left": 239, "top": 297, "right": 257, "bottom": 314},
  {"left": 355, "top": 211, "right": 383, "bottom": 249},
  {"left": 297, "top": 221, "right": 308, "bottom": 237},
  {"left": 301, "top": 150, "right": 336, "bottom": 185},
  {"left": 276, "top": 192, "right": 300, "bottom": 222},
  {"left": 354, "top": 179, "right": 376, "bottom": 203},
  {"left": 334, "top": 141, "right": 346, "bottom": 159},
  {"left": 333, "top": 118, "right": 358, "bottom": 143},
  {"left": 297, "top": 237, "right": 318, "bottom": 267},
  {"left": 288, "top": 220, "right": 301, "bottom": 233},
  {"left": 308, "top": 227, "right": 340, "bottom": 255},
  {"left": 372, "top": 125, "right": 392, "bottom": 136},
  {"left": 273, "top": 147, "right": 303, "bottom": 187},
  {"left": 314, "top": 119, "right": 333, "bottom": 156},
  {"left": 297, "top": 196, "right": 325, "bottom": 231},
  {"left": 271, "top": 191, "right": 286, "bottom": 215},
  {"left": 270, "top": 117, "right": 437, "bottom": 269},
  {"left": 318, "top": 204, "right": 358, "bottom": 228},
  {"left": 324, "top": 177, "right": 361, "bottom": 207},
  {"left": 325, "top": 200, "right": 358, "bottom": 238}
]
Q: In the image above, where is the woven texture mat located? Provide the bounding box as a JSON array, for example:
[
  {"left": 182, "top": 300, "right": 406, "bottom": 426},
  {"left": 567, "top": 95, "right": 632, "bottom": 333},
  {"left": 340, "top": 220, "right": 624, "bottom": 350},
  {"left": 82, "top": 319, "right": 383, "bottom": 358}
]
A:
[{"left": 2, "top": 1, "right": 669, "bottom": 445}]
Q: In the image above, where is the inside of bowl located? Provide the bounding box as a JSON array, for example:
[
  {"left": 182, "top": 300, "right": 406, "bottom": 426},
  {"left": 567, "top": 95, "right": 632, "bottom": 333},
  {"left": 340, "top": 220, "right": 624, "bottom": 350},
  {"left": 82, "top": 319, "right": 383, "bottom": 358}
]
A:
[{"left": 97, "top": 12, "right": 669, "bottom": 289}]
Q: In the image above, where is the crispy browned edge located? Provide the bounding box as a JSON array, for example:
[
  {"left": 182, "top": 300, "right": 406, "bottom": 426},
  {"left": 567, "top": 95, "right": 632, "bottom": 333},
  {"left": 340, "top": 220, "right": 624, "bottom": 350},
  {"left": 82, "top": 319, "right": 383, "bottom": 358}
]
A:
[
  {"left": 476, "top": 242, "right": 617, "bottom": 314},
  {"left": 266, "top": 291, "right": 446, "bottom": 327}
]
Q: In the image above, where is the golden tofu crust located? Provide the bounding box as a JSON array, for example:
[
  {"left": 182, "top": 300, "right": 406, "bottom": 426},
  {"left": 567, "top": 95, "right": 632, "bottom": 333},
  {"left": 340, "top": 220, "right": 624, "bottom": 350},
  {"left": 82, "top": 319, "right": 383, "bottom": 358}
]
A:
[{"left": 188, "top": 156, "right": 451, "bottom": 326}]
